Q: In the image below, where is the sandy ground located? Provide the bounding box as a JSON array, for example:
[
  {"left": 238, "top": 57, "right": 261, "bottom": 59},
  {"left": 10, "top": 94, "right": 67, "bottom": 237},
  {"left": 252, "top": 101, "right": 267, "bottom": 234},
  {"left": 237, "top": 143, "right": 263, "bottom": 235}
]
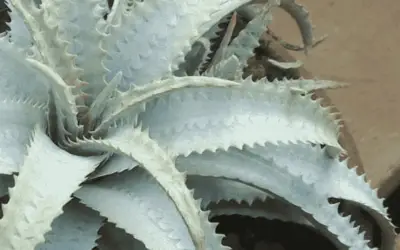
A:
[{"left": 270, "top": 0, "right": 400, "bottom": 196}]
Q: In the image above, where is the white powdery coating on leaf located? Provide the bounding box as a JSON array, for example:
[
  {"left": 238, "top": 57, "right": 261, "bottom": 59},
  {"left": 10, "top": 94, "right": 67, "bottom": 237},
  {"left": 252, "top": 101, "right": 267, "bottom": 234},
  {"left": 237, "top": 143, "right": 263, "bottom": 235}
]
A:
[
  {"left": 0, "top": 127, "right": 103, "bottom": 250},
  {"left": 138, "top": 83, "right": 341, "bottom": 156},
  {"left": 35, "top": 200, "right": 103, "bottom": 250}
]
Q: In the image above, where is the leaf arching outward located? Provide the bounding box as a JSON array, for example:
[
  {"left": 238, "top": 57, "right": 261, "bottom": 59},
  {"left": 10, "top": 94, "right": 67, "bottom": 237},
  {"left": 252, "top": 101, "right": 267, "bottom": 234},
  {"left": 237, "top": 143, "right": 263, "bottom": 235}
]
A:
[
  {"left": 188, "top": 142, "right": 396, "bottom": 248},
  {"left": 240, "top": 0, "right": 317, "bottom": 53},
  {"left": 0, "top": 126, "right": 104, "bottom": 250},
  {"left": 69, "top": 126, "right": 207, "bottom": 249},
  {"left": 94, "top": 76, "right": 240, "bottom": 135},
  {"left": 88, "top": 76, "right": 344, "bottom": 177},
  {"left": 76, "top": 167, "right": 228, "bottom": 250},
  {"left": 246, "top": 143, "right": 396, "bottom": 249},
  {"left": 278, "top": 0, "right": 314, "bottom": 53},
  {"left": 176, "top": 148, "right": 375, "bottom": 249},
  {"left": 186, "top": 176, "right": 317, "bottom": 230},
  {"left": 136, "top": 78, "right": 342, "bottom": 157}
]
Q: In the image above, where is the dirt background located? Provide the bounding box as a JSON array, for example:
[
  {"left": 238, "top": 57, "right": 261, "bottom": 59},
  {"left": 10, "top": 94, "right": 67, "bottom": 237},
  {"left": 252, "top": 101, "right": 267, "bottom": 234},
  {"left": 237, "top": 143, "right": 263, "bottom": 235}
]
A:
[{"left": 270, "top": 0, "right": 400, "bottom": 197}]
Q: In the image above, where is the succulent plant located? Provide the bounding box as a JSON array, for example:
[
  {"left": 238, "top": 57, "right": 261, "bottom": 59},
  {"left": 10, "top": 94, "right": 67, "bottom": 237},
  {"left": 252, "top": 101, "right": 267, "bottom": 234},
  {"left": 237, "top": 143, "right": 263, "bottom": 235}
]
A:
[{"left": 0, "top": 0, "right": 396, "bottom": 249}]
